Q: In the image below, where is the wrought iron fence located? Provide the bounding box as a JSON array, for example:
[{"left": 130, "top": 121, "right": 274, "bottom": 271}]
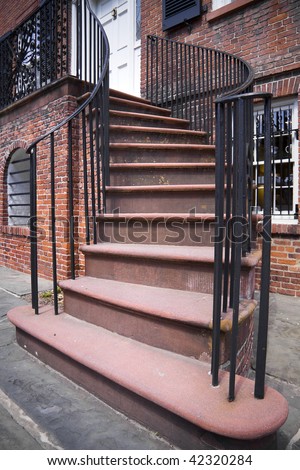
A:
[
  {"left": 212, "top": 93, "right": 273, "bottom": 400},
  {"left": 0, "top": 0, "right": 70, "bottom": 110},
  {"left": 146, "top": 35, "right": 254, "bottom": 144}
]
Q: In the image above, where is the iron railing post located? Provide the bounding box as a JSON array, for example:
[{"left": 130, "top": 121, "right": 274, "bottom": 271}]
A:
[
  {"left": 254, "top": 95, "right": 272, "bottom": 399},
  {"left": 29, "top": 146, "right": 38, "bottom": 315},
  {"left": 211, "top": 101, "right": 225, "bottom": 386},
  {"left": 50, "top": 133, "right": 59, "bottom": 315}
]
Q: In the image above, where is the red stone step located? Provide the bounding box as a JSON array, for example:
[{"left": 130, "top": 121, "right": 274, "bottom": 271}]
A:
[
  {"left": 109, "top": 125, "right": 207, "bottom": 144},
  {"left": 60, "top": 276, "right": 256, "bottom": 366},
  {"left": 109, "top": 110, "right": 190, "bottom": 129},
  {"left": 97, "top": 212, "right": 216, "bottom": 246},
  {"left": 81, "top": 243, "right": 260, "bottom": 299},
  {"left": 109, "top": 88, "right": 151, "bottom": 105},
  {"left": 8, "top": 305, "right": 288, "bottom": 449},
  {"left": 109, "top": 142, "right": 216, "bottom": 164},
  {"left": 106, "top": 183, "right": 216, "bottom": 213},
  {"left": 109, "top": 162, "right": 216, "bottom": 185},
  {"left": 109, "top": 96, "right": 171, "bottom": 116}
]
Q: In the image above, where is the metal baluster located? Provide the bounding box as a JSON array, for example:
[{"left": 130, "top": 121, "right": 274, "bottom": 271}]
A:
[
  {"left": 82, "top": 109, "right": 90, "bottom": 244},
  {"left": 211, "top": 101, "right": 226, "bottom": 386},
  {"left": 146, "top": 36, "right": 149, "bottom": 100},
  {"left": 29, "top": 145, "right": 38, "bottom": 314},
  {"left": 228, "top": 98, "right": 245, "bottom": 402},
  {"left": 223, "top": 104, "right": 233, "bottom": 313},
  {"left": 88, "top": 102, "right": 97, "bottom": 242},
  {"left": 50, "top": 133, "right": 58, "bottom": 315},
  {"left": 68, "top": 121, "right": 75, "bottom": 279},
  {"left": 255, "top": 96, "right": 272, "bottom": 399}
]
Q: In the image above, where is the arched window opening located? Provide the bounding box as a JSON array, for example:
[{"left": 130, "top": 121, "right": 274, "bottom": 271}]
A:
[{"left": 7, "top": 149, "right": 31, "bottom": 226}]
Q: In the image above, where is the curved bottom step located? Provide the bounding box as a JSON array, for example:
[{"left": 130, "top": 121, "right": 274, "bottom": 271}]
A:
[{"left": 8, "top": 305, "right": 288, "bottom": 450}]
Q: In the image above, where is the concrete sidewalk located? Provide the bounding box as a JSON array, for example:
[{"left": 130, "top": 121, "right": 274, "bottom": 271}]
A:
[{"left": 0, "top": 265, "right": 299, "bottom": 450}]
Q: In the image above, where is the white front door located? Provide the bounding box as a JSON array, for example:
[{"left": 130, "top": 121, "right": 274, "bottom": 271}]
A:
[{"left": 93, "top": 0, "right": 141, "bottom": 96}]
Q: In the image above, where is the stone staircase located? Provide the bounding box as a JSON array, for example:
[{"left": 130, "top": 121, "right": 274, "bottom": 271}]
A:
[{"left": 8, "top": 89, "right": 288, "bottom": 449}]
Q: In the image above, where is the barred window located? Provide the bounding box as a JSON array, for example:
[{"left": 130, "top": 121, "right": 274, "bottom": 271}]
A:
[
  {"left": 253, "top": 100, "right": 298, "bottom": 221},
  {"left": 7, "top": 149, "right": 31, "bottom": 226}
]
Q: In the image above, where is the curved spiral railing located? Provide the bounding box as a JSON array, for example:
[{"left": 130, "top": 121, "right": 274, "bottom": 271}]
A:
[
  {"left": 147, "top": 36, "right": 273, "bottom": 401},
  {"left": 27, "top": 0, "right": 109, "bottom": 316},
  {"left": 146, "top": 35, "right": 254, "bottom": 144}
]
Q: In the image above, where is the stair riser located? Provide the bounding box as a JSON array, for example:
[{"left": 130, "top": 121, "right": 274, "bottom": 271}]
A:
[
  {"left": 84, "top": 254, "right": 256, "bottom": 298},
  {"left": 110, "top": 131, "right": 206, "bottom": 145},
  {"left": 63, "top": 290, "right": 252, "bottom": 367},
  {"left": 110, "top": 168, "right": 215, "bottom": 185},
  {"left": 110, "top": 114, "right": 190, "bottom": 129},
  {"left": 63, "top": 290, "right": 212, "bottom": 360},
  {"left": 106, "top": 191, "right": 215, "bottom": 213},
  {"left": 110, "top": 148, "right": 215, "bottom": 164},
  {"left": 16, "top": 329, "right": 275, "bottom": 450},
  {"left": 98, "top": 219, "right": 215, "bottom": 246}
]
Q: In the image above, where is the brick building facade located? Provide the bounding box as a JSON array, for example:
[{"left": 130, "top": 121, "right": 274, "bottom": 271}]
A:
[{"left": 0, "top": 0, "right": 300, "bottom": 295}]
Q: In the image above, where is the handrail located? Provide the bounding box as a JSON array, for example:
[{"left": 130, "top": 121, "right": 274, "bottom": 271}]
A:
[
  {"left": 146, "top": 34, "right": 254, "bottom": 144},
  {"left": 28, "top": 0, "right": 110, "bottom": 316},
  {"left": 212, "top": 91, "right": 273, "bottom": 401},
  {"left": 28, "top": 0, "right": 109, "bottom": 151}
]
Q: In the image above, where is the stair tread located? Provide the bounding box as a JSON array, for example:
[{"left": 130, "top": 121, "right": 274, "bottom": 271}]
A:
[
  {"left": 8, "top": 305, "right": 288, "bottom": 441},
  {"left": 59, "top": 276, "right": 256, "bottom": 331},
  {"left": 110, "top": 125, "right": 206, "bottom": 137},
  {"left": 110, "top": 96, "right": 171, "bottom": 115},
  {"left": 110, "top": 162, "right": 215, "bottom": 169},
  {"left": 110, "top": 142, "right": 215, "bottom": 150},
  {"left": 109, "top": 88, "right": 151, "bottom": 105},
  {"left": 81, "top": 243, "right": 261, "bottom": 268},
  {"left": 106, "top": 184, "right": 215, "bottom": 192},
  {"left": 97, "top": 212, "right": 216, "bottom": 220},
  {"left": 110, "top": 110, "right": 190, "bottom": 126}
]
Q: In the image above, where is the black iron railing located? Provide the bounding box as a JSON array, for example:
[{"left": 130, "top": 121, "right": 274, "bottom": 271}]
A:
[
  {"left": 146, "top": 35, "right": 254, "bottom": 144},
  {"left": 212, "top": 93, "right": 273, "bottom": 401},
  {"left": 0, "top": 0, "right": 70, "bottom": 110},
  {"left": 27, "top": 0, "right": 109, "bottom": 315}
]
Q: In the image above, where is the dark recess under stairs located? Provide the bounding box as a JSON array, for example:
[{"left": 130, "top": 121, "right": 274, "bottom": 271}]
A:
[{"left": 9, "top": 89, "right": 288, "bottom": 450}]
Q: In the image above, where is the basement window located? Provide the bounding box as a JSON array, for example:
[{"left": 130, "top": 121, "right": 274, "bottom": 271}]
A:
[
  {"left": 162, "top": 0, "right": 202, "bottom": 31},
  {"left": 7, "top": 149, "right": 31, "bottom": 226}
]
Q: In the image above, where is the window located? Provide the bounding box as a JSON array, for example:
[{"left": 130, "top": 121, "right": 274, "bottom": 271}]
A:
[
  {"left": 212, "top": 0, "right": 232, "bottom": 9},
  {"left": 162, "top": 0, "right": 202, "bottom": 31},
  {"left": 253, "top": 100, "right": 298, "bottom": 221},
  {"left": 136, "top": 0, "right": 141, "bottom": 41},
  {"left": 7, "top": 149, "right": 31, "bottom": 226}
]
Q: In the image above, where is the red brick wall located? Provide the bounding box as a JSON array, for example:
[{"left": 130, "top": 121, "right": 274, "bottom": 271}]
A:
[
  {"left": 256, "top": 224, "right": 300, "bottom": 297},
  {"left": 0, "top": 92, "right": 79, "bottom": 280},
  {"left": 0, "top": 0, "right": 39, "bottom": 37},
  {"left": 141, "top": 0, "right": 300, "bottom": 94}
]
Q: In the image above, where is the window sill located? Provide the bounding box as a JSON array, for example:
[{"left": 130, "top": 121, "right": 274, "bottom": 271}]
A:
[
  {"left": 1, "top": 225, "right": 30, "bottom": 238},
  {"left": 207, "top": 0, "right": 259, "bottom": 22}
]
